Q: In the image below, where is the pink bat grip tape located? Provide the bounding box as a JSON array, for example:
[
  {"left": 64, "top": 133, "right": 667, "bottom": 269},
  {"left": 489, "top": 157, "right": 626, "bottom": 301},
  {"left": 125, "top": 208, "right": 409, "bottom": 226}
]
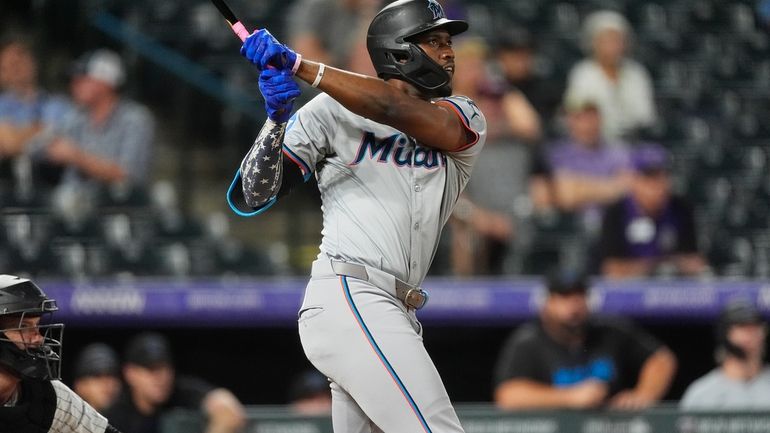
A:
[{"left": 232, "top": 22, "right": 250, "bottom": 42}]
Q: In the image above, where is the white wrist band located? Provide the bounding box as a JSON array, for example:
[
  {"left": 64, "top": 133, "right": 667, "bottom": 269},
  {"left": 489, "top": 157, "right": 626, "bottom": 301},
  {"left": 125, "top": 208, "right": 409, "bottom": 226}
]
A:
[
  {"left": 311, "top": 63, "right": 326, "bottom": 88},
  {"left": 291, "top": 54, "right": 302, "bottom": 75}
]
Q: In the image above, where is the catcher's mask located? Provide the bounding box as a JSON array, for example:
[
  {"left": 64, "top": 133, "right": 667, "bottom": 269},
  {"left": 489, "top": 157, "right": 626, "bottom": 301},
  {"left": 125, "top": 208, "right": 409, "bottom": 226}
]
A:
[
  {"left": 0, "top": 275, "right": 63, "bottom": 380},
  {"left": 367, "top": 0, "right": 468, "bottom": 98}
]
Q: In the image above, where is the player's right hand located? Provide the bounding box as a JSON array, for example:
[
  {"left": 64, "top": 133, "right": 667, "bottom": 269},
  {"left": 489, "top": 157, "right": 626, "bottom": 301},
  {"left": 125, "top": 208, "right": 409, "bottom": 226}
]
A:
[
  {"left": 259, "top": 68, "right": 300, "bottom": 123},
  {"left": 241, "top": 29, "right": 298, "bottom": 73}
]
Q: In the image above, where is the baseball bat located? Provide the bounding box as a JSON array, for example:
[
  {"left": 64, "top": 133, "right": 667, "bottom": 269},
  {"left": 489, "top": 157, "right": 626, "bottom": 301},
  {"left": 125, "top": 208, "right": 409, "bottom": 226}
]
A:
[
  {"left": 210, "top": 0, "right": 251, "bottom": 42},
  {"left": 210, "top": 0, "right": 289, "bottom": 70}
]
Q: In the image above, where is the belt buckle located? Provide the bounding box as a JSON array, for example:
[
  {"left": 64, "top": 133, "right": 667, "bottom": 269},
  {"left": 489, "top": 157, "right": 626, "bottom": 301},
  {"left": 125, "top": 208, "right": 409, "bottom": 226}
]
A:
[{"left": 404, "top": 288, "right": 428, "bottom": 310}]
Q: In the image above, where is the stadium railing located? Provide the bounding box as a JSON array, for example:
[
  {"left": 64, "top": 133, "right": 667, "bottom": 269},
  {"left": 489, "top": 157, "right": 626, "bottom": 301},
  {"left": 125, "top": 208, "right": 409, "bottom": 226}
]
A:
[{"left": 162, "top": 403, "right": 770, "bottom": 433}]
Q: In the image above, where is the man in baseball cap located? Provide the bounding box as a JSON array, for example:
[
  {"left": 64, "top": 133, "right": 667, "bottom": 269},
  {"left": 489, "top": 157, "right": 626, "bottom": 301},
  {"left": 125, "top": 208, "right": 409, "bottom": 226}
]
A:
[
  {"left": 73, "top": 343, "right": 122, "bottom": 412},
  {"left": 495, "top": 271, "right": 677, "bottom": 410},
  {"left": 599, "top": 143, "right": 708, "bottom": 278},
  {"left": 105, "top": 332, "right": 245, "bottom": 433},
  {"left": 681, "top": 299, "right": 770, "bottom": 409},
  {"left": 33, "top": 47, "right": 154, "bottom": 188},
  {"left": 70, "top": 49, "right": 126, "bottom": 89}
]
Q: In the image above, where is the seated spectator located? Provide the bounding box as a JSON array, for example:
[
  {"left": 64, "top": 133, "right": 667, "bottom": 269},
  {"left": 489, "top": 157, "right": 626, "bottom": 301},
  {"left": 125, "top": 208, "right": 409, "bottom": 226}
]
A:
[
  {"left": 494, "top": 273, "right": 677, "bottom": 410},
  {"left": 494, "top": 27, "right": 561, "bottom": 135},
  {"left": 0, "top": 36, "right": 72, "bottom": 188},
  {"left": 448, "top": 37, "right": 533, "bottom": 275},
  {"left": 287, "top": 0, "right": 380, "bottom": 76},
  {"left": 680, "top": 299, "right": 770, "bottom": 410},
  {"left": 72, "top": 343, "right": 122, "bottom": 412},
  {"left": 104, "top": 332, "right": 245, "bottom": 433},
  {"left": 288, "top": 370, "right": 332, "bottom": 416},
  {"left": 529, "top": 98, "right": 631, "bottom": 222},
  {"left": 599, "top": 143, "right": 708, "bottom": 278},
  {"left": 28, "top": 49, "right": 154, "bottom": 188},
  {"left": 564, "top": 10, "right": 657, "bottom": 140}
]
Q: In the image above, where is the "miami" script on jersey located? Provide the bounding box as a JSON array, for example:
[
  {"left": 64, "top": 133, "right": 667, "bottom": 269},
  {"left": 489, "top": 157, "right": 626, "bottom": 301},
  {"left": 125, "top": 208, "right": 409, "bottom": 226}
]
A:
[{"left": 350, "top": 132, "right": 447, "bottom": 169}]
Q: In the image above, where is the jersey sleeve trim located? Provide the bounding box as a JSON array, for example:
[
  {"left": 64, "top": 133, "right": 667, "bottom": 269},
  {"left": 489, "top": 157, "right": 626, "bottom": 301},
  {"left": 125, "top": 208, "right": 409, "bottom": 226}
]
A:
[
  {"left": 226, "top": 169, "right": 278, "bottom": 217},
  {"left": 282, "top": 144, "right": 313, "bottom": 181},
  {"left": 435, "top": 99, "right": 480, "bottom": 152}
]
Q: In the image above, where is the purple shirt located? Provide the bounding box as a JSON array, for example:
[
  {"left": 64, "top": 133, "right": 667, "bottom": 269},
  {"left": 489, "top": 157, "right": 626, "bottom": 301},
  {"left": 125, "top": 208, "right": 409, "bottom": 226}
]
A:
[
  {"left": 600, "top": 195, "right": 699, "bottom": 260},
  {"left": 546, "top": 139, "right": 630, "bottom": 178}
]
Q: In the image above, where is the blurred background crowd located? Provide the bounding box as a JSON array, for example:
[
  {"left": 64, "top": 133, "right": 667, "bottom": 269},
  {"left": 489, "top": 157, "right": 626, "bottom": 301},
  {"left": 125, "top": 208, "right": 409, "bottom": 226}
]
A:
[
  {"left": 2, "top": 0, "right": 769, "bottom": 280},
  {"left": 1, "top": 0, "right": 770, "bottom": 430}
]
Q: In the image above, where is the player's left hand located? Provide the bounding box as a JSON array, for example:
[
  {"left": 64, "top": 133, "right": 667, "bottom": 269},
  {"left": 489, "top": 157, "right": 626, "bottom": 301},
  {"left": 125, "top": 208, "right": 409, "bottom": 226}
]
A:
[
  {"left": 241, "top": 29, "right": 298, "bottom": 73},
  {"left": 259, "top": 68, "right": 301, "bottom": 123}
]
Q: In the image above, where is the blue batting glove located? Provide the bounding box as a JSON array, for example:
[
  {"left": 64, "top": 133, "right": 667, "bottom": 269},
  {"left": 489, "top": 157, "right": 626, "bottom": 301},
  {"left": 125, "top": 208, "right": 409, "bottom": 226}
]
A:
[
  {"left": 259, "top": 68, "right": 301, "bottom": 123},
  {"left": 241, "top": 29, "right": 298, "bottom": 72}
]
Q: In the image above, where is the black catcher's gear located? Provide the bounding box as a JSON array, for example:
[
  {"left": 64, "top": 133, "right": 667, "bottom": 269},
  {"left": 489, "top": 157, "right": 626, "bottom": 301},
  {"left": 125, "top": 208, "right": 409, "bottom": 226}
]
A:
[{"left": 0, "top": 275, "right": 63, "bottom": 380}]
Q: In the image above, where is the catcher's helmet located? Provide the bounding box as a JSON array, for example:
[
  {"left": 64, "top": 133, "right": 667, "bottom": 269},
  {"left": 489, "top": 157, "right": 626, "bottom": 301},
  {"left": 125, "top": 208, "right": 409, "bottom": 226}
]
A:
[
  {"left": 0, "top": 275, "right": 63, "bottom": 380},
  {"left": 367, "top": 0, "right": 468, "bottom": 97}
]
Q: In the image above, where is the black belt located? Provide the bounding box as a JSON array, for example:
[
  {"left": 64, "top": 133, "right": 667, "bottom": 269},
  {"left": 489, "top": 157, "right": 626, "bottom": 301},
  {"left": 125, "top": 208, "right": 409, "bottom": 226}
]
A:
[{"left": 330, "top": 261, "right": 429, "bottom": 310}]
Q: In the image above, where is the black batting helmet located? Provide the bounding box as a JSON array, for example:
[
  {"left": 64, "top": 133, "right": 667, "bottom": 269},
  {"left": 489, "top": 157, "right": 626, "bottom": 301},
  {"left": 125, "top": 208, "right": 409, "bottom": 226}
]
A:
[
  {"left": 0, "top": 275, "right": 63, "bottom": 380},
  {"left": 367, "top": 0, "right": 468, "bottom": 97}
]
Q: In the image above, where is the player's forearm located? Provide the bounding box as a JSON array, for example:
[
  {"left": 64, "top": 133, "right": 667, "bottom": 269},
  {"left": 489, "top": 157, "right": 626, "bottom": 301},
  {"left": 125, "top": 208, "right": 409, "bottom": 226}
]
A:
[
  {"left": 294, "top": 60, "right": 465, "bottom": 151},
  {"left": 240, "top": 119, "right": 286, "bottom": 208},
  {"left": 634, "top": 348, "right": 677, "bottom": 402},
  {"left": 495, "top": 380, "right": 573, "bottom": 409}
]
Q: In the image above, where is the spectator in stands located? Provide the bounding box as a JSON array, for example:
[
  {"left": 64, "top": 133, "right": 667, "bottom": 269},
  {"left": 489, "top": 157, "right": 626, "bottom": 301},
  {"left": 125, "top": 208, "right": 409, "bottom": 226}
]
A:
[
  {"left": 104, "top": 332, "right": 245, "bottom": 433},
  {"left": 494, "top": 28, "right": 561, "bottom": 135},
  {"left": 529, "top": 98, "right": 631, "bottom": 223},
  {"left": 0, "top": 36, "right": 72, "bottom": 188},
  {"left": 287, "top": 0, "right": 380, "bottom": 76},
  {"left": 288, "top": 369, "right": 332, "bottom": 416},
  {"left": 448, "top": 37, "right": 536, "bottom": 275},
  {"left": 564, "top": 10, "right": 657, "bottom": 140},
  {"left": 72, "top": 342, "right": 122, "bottom": 413},
  {"left": 680, "top": 299, "right": 770, "bottom": 409},
  {"left": 494, "top": 273, "right": 677, "bottom": 410},
  {"left": 599, "top": 143, "right": 708, "bottom": 278},
  {"left": 29, "top": 49, "right": 154, "bottom": 188}
]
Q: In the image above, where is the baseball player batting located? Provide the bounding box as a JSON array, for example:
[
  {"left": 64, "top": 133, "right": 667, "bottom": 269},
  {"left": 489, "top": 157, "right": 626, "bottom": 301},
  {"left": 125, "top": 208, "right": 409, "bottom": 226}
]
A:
[{"left": 227, "top": 0, "right": 487, "bottom": 431}]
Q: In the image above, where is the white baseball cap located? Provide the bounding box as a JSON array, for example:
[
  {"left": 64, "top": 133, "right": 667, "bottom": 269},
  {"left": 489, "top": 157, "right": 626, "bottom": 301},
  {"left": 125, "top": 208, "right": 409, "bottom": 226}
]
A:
[
  {"left": 71, "top": 49, "right": 126, "bottom": 87},
  {"left": 581, "top": 10, "right": 632, "bottom": 52}
]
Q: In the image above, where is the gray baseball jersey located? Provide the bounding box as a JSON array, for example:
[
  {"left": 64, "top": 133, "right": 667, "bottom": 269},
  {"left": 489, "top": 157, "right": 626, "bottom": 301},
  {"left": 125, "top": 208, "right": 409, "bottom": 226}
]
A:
[
  {"left": 277, "top": 92, "right": 486, "bottom": 433},
  {"left": 283, "top": 92, "right": 486, "bottom": 285}
]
